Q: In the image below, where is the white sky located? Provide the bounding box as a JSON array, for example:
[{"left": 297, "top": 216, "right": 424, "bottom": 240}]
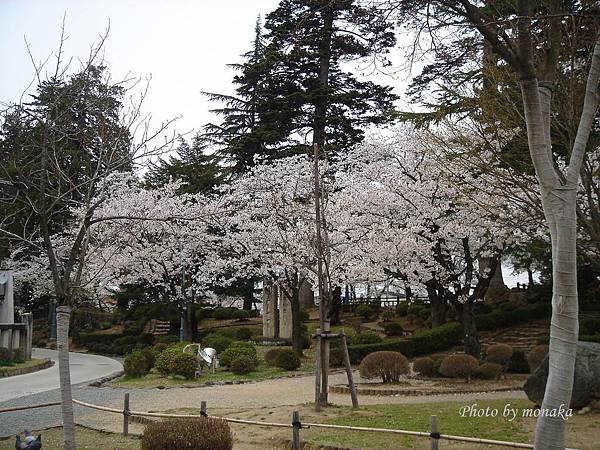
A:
[
  {"left": 0, "top": 0, "right": 529, "bottom": 286},
  {"left": 0, "top": 0, "right": 284, "bottom": 138}
]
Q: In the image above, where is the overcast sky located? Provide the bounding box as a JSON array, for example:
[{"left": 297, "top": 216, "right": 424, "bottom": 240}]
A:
[{"left": 0, "top": 0, "right": 287, "bottom": 138}]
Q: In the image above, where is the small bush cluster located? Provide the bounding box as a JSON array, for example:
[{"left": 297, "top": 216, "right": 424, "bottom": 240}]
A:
[
  {"left": 275, "top": 348, "right": 301, "bottom": 371},
  {"left": 359, "top": 351, "right": 409, "bottom": 383},
  {"left": 412, "top": 356, "right": 434, "bottom": 376},
  {"left": 0, "top": 347, "right": 16, "bottom": 365},
  {"left": 264, "top": 348, "right": 284, "bottom": 366},
  {"left": 485, "top": 344, "right": 513, "bottom": 365},
  {"left": 219, "top": 342, "right": 258, "bottom": 368},
  {"left": 355, "top": 304, "right": 374, "bottom": 320},
  {"left": 383, "top": 322, "right": 404, "bottom": 337},
  {"left": 230, "top": 355, "right": 257, "bottom": 374},
  {"left": 475, "top": 362, "right": 503, "bottom": 380},
  {"left": 141, "top": 418, "right": 233, "bottom": 450},
  {"left": 155, "top": 343, "right": 197, "bottom": 378},
  {"left": 439, "top": 354, "right": 479, "bottom": 381},
  {"left": 124, "top": 348, "right": 156, "bottom": 377},
  {"left": 202, "top": 334, "right": 234, "bottom": 353},
  {"left": 528, "top": 345, "right": 549, "bottom": 372},
  {"left": 234, "top": 327, "right": 252, "bottom": 341}
]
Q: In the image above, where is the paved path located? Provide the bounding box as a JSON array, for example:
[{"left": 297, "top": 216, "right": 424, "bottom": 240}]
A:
[
  {"left": 0, "top": 349, "right": 122, "bottom": 403},
  {"left": 0, "top": 367, "right": 526, "bottom": 438}
]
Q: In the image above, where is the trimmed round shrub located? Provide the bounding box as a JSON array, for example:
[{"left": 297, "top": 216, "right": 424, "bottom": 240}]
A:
[
  {"left": 439, "top": 354, "right": 479, "bottom": 381},
  {"left": 195, "top": 307, "right": 214, "bottom": 321},
  {"left": 383, "top": 322, "right": 404, "bottom": 337},
  {"left": 0, "top": 347, "right": 12, "bottom": 365},
  {"left": 155, "top": 345, "right": 185, "bottom": 375},
  {"left": 220, "top": 343, "right": 258, "bottom": 368},
  {"left": 275, "top": 348, "right": 301, "bottom": 371},
  {"left": 124, "top": 350, "right": 151, "bottom": 377},
  {"left": 528, "top": 345, "right": 549, "bottom": 372},
  {"left": 359, "top": 351, "right": 409, "bottom": 383},
  {"left": 202, "top": 334, "right": 234, "bottom": 353},
  {"left": 475, "top": 362, "right": 503, "bottom": 380},
  {"left": 356, "top": 304, "right": 374, "bottom": 320},
  {"left": 234, "top": 327, "right": 252, "bottom": 341},
  {"left": 329, "top": 344, "right": 344, "bottom": 367},
  {"left": 230, "top": 355, "right": 257, "bottom": 375},
  {"left": 264, "top": 348, "right": 284, "bottom": 366},
  {"left": 485, "top": 344, "right": 514, "bottom": 365},
  {"left": 141, "top": 417, "right": 233, "bottom": 450},
  {"left": 412, "top": 357, "right": 434, "bottom": 376},
  {"left": 169, "top": 352, "right": 197, "bottom": 379},
  {"left": 154, "top": 342, "right": 168, "bottom": 353},
  {"left": 348, "top": 331, "right": 382, "bottom": 346}
]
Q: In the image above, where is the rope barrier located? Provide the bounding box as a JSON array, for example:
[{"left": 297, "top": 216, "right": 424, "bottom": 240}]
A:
[
  {"left": 1, "top": 397, "right": 580, "bottom": 449},
  {"left": 0, "top": 401, "right": 61, "bottom": 413}
]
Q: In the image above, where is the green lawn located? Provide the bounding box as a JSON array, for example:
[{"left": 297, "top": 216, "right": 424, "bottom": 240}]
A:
[
  {"left": 304, "top": 400, "right": 535, "bottom": 449},
  {"left": 0, "top": 426, "right": 140, "bottom": 450},
  {"left": 113, "top": 345, "right": 314, "bottom": 388}
]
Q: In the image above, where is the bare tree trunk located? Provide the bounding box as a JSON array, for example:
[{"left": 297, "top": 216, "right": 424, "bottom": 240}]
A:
[
  {"left": 291, "top": 288, "right": 303, "bottom": 355},
  {"left": 425, "top": 280, "right": 446, "bottom": 327},
  {"left": 56, "top": 305, "right": 75, "bottom": 450}
]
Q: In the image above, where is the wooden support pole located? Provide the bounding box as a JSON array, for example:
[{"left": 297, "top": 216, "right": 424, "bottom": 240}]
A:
[
  {"left": 430, "top": 415, "right": 439, "bottom": 450},
  {"left": 292, "top": 410, "right": 301, "bottom": 450},
  {"left": 200, "top": 400, "right": 207, "bottom": 417},
  {"left": 123, "top": 393, "right": 130, "bottom": 436},
  {"left": 320, "top": 319, "right": 330, "bottom": 406},
  {"left": 314, "top": 328, "right": 321, "bottom": 411},
  {"left": 340, "top": 332, "right": 358, "bottom": 408}
]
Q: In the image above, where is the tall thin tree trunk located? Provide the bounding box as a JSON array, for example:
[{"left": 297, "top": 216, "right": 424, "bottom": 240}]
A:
[
  {"left": 461, "top": 301, "right": 480, "bottom": 358},
  {"left": 291, "top": 288, "right": 303, "bottom": 355},
  {"left": 426, "top": 280, "right": 446, "bottom": 327},
  {"left": 56, "top": 305, "right": 75, "bottom": 450}
]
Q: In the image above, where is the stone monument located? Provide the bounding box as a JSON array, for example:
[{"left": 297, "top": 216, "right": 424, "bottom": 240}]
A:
[{"left": 0, "top": 270, "right": 33, "bottom": 358}]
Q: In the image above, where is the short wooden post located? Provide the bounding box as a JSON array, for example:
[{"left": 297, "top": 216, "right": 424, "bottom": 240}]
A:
[
  {"left": 200, "top": 400, "right": 207, "bottom": 417},
  {"left": 340, "top": 331, "right": 359, "bottom": 408},
  {"left": 292, "top": 410, "right": 301, "bottom": 450},
  {"left": 314, "top": 328, "right": 321, "bottom": 411},
  {"left": 430, "top": 415, "right": 439, "bottom": 450},
  {"left": 211, "top": 355, "right": 216, "bottom": 374},
  {"left": 123, "top": 393, "right": 130, "bottom": 436}
]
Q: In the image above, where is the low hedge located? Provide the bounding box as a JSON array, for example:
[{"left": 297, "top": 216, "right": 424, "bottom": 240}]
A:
[
  {"left": 348, "top": 322, "right": 462, "bottom": 364},
  {"left": 475, "top": 302, "right": 551, "bottom": 331}
]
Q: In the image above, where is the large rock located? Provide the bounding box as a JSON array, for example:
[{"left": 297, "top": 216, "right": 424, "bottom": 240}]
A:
[{"left": 524, "top": 341, "right": 600, "bottom": 408}]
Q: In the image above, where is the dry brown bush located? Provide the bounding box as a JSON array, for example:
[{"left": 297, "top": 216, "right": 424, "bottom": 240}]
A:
[
  {"left": 412, "top": 356, "right": 434, "bottom": 376},
  {"left": 359, "top": 351, "right": 409, "bottom": 383},
  {"left": 141, "top": 418, "right": 233, "bottom": 450},
  {"left": 528, "top": 345, "right": 549, "bottom": 372},
  {"left": 485, "top": 344, "right": 514, "bottom": 364},
  {"left": 439, "top": 354, "right": 479, "bottom": 381},
  {"left": 475, "top": 362, "right": 503, "bottom": 380}
]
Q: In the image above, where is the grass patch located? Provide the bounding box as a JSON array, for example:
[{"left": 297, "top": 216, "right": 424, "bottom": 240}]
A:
[
  {"left": 0, "top": 359, "right": 50, "bottom": 377},
  {"left": 113, "top": 345, "right": 314, "bottom": 388},
  {"left": 304, "top": 399, "right": 534, "bottom": 449},
  {"left": 0, "top": 426, "right": 140, "bottom": 450}
]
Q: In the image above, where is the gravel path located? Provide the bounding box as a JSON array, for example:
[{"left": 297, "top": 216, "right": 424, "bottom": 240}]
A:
[{"left": 0, "top": 370, "right": 527, "bottom": 438}]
